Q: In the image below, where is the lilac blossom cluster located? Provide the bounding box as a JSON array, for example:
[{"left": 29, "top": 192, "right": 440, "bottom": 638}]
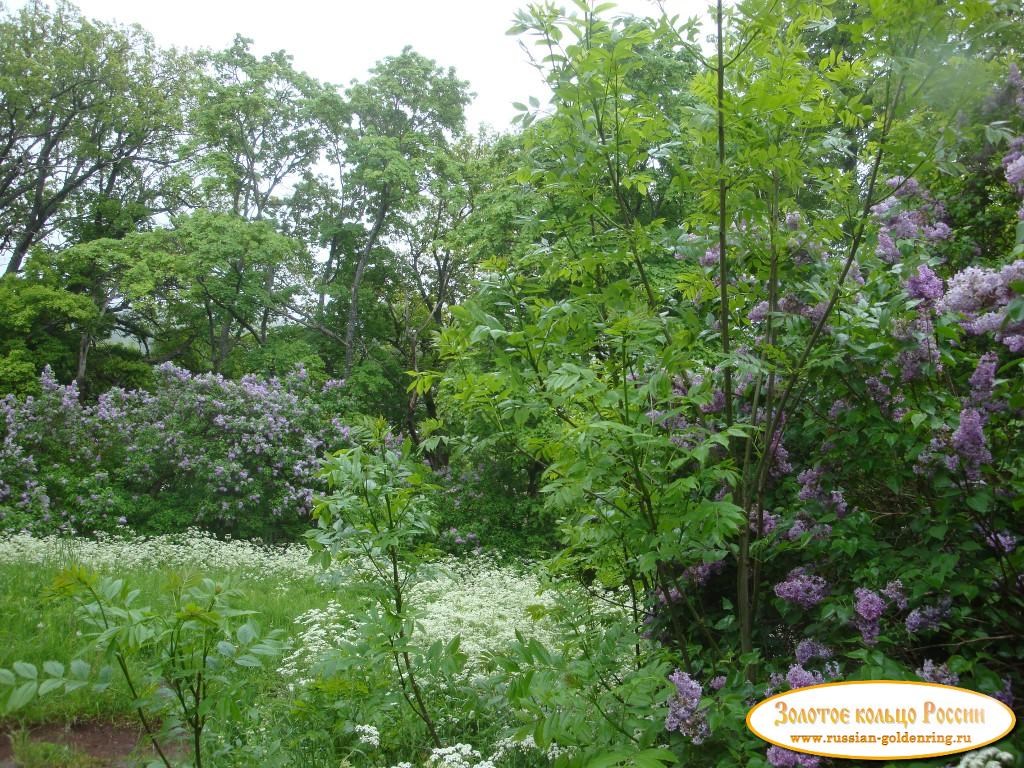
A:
[
  {"left": 774, "top": 568, "right": 830, "bottom": 609},
  {"left": 905, "top": 598, "right": 952, "bottom": 634},
  {"left": 894, "top": 312, "right": 942, "bottom": 383},
  {"left": 797, "top": 466, "right": 848, "bottom": 518},
  {"left": 440, "top": 527, "right": 482, "bottom": 556},
  {"left": 795, "top": 639, "right": 832, "bottom": 665},
  {"left": 665, "top": 669, "right": 709, "bottom": 743},
  {"left": 871, "top": 178, "right": 952, "bottom": 264},
  {"left": 906, "top": 264, "right": 944, "bottom": 304},
  {"left": 853, "top": 587, "right": 886, "bottom": 645},
  {"left": 1, "top": 364, "right": 351, "bottom": 537},
  {"left": 917, "top": 659, "right": 959, "bottom": 686},
  {"left": 936, "top": 260, "right": 1024, "bottom": 353},
  {"left": 982, "top": 528, "right": 1017, "bottom": 554},
  {"left": 767, "top": 746, "right": 821, "bottom": 767}
]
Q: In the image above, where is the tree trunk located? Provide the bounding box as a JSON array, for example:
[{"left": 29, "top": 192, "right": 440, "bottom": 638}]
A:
[
  {"left": 75, "top": 332, "right": 91, "bottom": 391},
  {"left": 343, "top": 194, "right": 389, "bottom": 378}
]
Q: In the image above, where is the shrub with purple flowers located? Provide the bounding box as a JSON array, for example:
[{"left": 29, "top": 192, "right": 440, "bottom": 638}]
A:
[
  {"left": 437, "top": 9, "right": 1024, "bottom": 764},
  {"left": 0, "top": 364, "right": 351, "bottom": 538}
]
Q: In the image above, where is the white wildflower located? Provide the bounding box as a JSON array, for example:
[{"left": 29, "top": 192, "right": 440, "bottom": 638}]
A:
[{"left": 354, "top": 723, "right": 380, "bottom": 748}]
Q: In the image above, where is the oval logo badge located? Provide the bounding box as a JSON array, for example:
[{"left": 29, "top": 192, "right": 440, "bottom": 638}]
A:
[{"left": 746, "top": 681, "right": 1016, "bottom": 760}]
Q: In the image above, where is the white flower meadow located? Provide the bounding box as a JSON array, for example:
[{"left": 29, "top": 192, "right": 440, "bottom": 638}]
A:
[
  {"left": 0, "top": 529, "right": 331, "bottom": 581},
  {"left": 413, "top": 557, "right": 559, "bottom": 660}
]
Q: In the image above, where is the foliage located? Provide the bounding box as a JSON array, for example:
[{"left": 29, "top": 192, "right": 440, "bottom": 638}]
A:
[
  {"left": 432, "top": 1, "right": 1024, "bottom": 765},
  {"left": 0, "top": 0, "right": 190, "bottom": 275},
  {"left": 0, "top": 566, "right": 284, "bottom": 768},
  {"left": 308, "top": 418, "right": 457, "bottom": 748},
  {"left": 0, "top": 364, "right": 351, "bottom": 539}
]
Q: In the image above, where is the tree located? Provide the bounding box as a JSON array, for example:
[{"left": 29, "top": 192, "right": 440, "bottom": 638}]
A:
[
  {"left": 187, "top": 35, "right": 340, "bottom": 341},
  {"left": 0, "top": 1, "right": 188, "bottom": 274},
  {"left": 330, "top": 47, "right": 471, "bottom": 379}
]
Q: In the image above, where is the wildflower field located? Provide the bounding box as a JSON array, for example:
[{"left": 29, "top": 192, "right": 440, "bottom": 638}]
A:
[{"left": 2, "top": 0, "right": 1024, "bottom": 766}]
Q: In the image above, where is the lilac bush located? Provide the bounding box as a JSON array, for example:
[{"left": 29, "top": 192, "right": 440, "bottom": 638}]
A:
[{"left": 0, "top": 364, "right": 350, "bottom": 538}]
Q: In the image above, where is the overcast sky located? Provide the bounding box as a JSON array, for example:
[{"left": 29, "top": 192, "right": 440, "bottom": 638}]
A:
[{"left": 11, "top": 0, "right": 709, "bottom": 132}]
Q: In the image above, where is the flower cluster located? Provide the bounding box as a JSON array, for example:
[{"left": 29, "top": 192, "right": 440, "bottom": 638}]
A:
[
  {"left": 905, "top": 598, "right": 952, "bottom": 634},
  {"left": 871, "top": 178, "right": 952, "bottom": 264},
  {"left": 665, "top": 669, "right": 710, "bottom": 744},
  {"left": 853, "top": 587, "right": 886, "bottom": 645},
  {"left": 767, "top": 745, "right": 821, "bottom": 767},
  {"left": 917, "top": 659, "right": 959, "bottom": 686},
  {"left": 774, "top": 569, "right": 829, "bottom": 609},
  {"left": 795, "top": 639, "right": 832, "bottom": 665},
  {"left": 797, "top": 466, "right": 848, "bottom": 518},
  {"left": 937, "top": 260, "right": 1024, "bottom": 353}
]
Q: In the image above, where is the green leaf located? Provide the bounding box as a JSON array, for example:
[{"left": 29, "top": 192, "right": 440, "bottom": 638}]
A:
[
  {"left": 43, "top": 660, "right": 64, "bottom": 678},
  {"left": 38, "top": 678, "right": 63, "bottom": 696},
  {"left": 69, "top": 659, "right": 90, "bottom": 680},
  {"left": 234, "top": 654, "right": 261, "bottom": 668},
  {"left": 13, "top": 661, "right": 37, "bottom": 680},
  {"left": 236, "top": 623, "right": 257, "bottom": 645},
  {"left": 6, "top": 681, "right": 37, "bottom": 712},
  {"left": 0, "top": 669, "right": 14, "bottom": 686},
  {"left": 584, "top": 749, "right": 634, "bottom": 768}
]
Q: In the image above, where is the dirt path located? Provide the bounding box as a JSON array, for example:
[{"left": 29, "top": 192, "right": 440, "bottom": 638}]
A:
[{"left": 0, "top": 721, "right": 185, "bottom": 767}]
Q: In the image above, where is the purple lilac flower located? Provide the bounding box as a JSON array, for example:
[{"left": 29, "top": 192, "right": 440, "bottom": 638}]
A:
[
  {"left": 937, "top": 261, "right": 1022, "bottom": 314},
  {"left": 968, "top": 353, "right": 998, "bottom": 408},
  {"left": 700, "top": 244, "right": 720, "bottom": 268},
  {"left": 882, "top": 580, "right": 908, "bottom": 611},
  {"left": 984, "top": 529, "right": 1017, "bottom": 554},
  {"left": 917, "top": 659, "right": 959, "bottom": 686},
  {"left": 887, "top": 176, "right": 921, "bottom": 198},
  {"left": 665, "top": 670, "right": 709, "bottom": 743},
  {"left": 767, "top": 746, "right": 821, "bottom": 767},
  {"left": 855, "top": 588, "right": 885, "bottom": 622},
  {"left": 906, "top": 264, "right": 944, "bottom": 302},
  {"left": 774, "top": 569, "right": 830, "bottom": 609},
  {"left": 785, "top": 519, "right": 832, "bottom": 541},
  {"left": 684, "top": 559, "right": 726, "bottom": 586},
  {"left": 993, "top": 677, "right": 1014, "bottom": 708},
  {"left": 787, "top": 664, "right": 823, "bottom": 689},
  {"left": 828, "top": 399, "right": 847, "bottom": 419},
  {"left": 797, "top": 466, "right": 849, "bottom": 518},
  {"left": 952, "top": 407, "right": 992, "bottom": 481},
  {"left": 749, "top": 300, "right": 770, "bottom": 323},
  {"left": 906, "top": 599, "right": 951, "bottom": 634},
  {"left": 876, "top": 232, "right": 900, "bottom": 263},
  {"left": 750, "top": 509, "right": 780, "bottom": 536},
  {"left": 854, "top": 587, "right": 886, "bottom": 645},
  {"left": 700, "top": 390, "right": 726, "bottom": 414},
  {"left": 795, "top": 639, "right": 832, "bottom": 666},
  {"left": 1006, "top": 154, "right": 1024, "bottom": 187},
  {"left": 710, "top": 675, "right": 727, "bottom": 691},
  {"left": 768, "top": 417, "right": 792, "bottom": 478},
  {"left": 785, "top": 212, "right": 802, "bottom": 230}
]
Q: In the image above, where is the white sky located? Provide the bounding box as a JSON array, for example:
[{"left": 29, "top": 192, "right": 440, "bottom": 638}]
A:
[{"left": 12, "top": 0, "right": 710, "bottom": 132}]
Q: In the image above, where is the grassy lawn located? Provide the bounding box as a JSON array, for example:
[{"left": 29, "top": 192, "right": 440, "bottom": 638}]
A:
[{"left": 0, "top": 530, "right": 562, "bottom": 761}]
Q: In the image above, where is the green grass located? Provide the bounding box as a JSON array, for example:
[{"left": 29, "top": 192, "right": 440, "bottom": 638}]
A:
[
  {"left": 0, "top": 558, "right": 344, "bottom": 724},
  {"left": 8, "top": 730, "right": 103, "bottom": 768},
  {"left": 0, "top": 532, "right": 565, "bottom": 767}
]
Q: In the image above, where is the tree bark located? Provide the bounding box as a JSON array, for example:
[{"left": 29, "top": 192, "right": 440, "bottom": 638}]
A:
[{"left": 343, "top": 192, "right": 389, "bottom": 378}]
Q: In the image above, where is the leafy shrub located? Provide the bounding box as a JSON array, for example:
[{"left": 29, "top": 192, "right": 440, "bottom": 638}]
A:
[{"left": 0, "top": 363, "right": 351, "bottom": 539}]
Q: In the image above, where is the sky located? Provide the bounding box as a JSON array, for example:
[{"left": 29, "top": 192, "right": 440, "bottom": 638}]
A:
[{"left": 11, "top": 0, "right": 710, "bottom": 132}]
